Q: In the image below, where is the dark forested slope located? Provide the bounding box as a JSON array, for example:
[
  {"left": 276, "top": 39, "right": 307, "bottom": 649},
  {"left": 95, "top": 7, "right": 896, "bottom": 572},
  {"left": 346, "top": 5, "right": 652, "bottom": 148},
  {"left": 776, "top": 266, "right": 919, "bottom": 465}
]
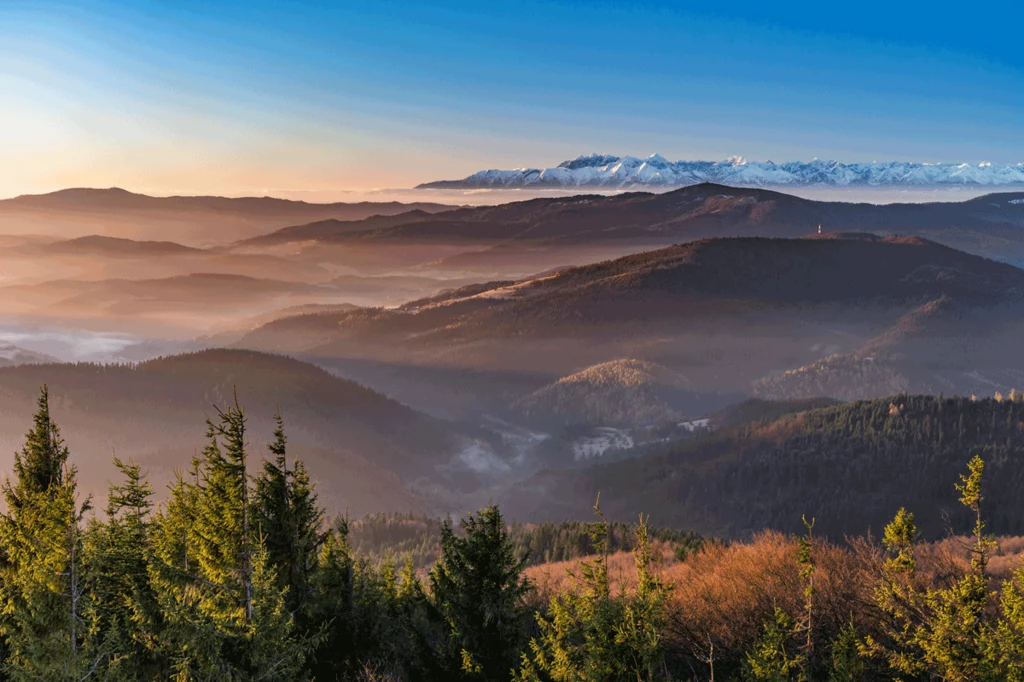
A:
[
  {"left": 0, "top": 349, "right": 469, "bottom": 514},
  {"left": 507, "top": 395, "right": 1024, "bottom": 540}
]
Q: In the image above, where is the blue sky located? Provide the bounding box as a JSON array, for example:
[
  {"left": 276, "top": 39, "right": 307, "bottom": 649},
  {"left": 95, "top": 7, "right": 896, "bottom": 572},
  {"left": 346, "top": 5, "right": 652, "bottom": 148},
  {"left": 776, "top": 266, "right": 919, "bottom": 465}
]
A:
[{"left": 2, "top": 0, "right": 1023, "bottom": 198}]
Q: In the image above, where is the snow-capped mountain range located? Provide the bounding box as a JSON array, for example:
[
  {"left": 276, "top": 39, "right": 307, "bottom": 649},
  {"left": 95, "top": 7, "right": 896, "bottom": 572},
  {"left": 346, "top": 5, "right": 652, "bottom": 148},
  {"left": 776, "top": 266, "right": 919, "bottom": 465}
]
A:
[{"left": 418, "top": 154, "right": 1024, "bottom": 190}]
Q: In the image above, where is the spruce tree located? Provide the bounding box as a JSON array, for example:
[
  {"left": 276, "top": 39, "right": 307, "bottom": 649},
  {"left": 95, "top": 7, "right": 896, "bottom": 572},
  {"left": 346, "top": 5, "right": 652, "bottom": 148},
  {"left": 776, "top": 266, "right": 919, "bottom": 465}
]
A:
[
  {"left": 518, "top": 500, "right": 668, "bottom": 682},
  {"left": 862, "top": 507, "right": 928, "bottom": 677},
  {"left": 743, "top": 608, "right": 805, "bottom": 682},
  {"left": 795, "top": 516, "right": 816, "bottom": 671},
  {"left": 85, "top": 456, "right": 164, "bottom": 680},
  {"left": 0, "top": 387, "right": 97, "bottom": 680},
  {"left": 245, "top": 542, "right": 316, "bottom": 680},
  {"left": 431, "top": 504, "right": 531, "bottom": 682},
  {"left": 914, "top": 455, "right": 997, "bottom": 682},
  {"left": 865, "top": 459, "right": 1000, "bottom": 682},
  {"left": 991, "top": 557, "right": 1024, "bottom": 680},
  {"left": 149, "top": 401, "right": 311, "bottom": 680},
  {"left": 826, "top": 621, "right": 864, "bottom": 682},
  {"left": 253, "top": 415, "right": 325, "bottom": 622},
  {"left": 308, "top": 523, "right": 355, "bottom": 680}
]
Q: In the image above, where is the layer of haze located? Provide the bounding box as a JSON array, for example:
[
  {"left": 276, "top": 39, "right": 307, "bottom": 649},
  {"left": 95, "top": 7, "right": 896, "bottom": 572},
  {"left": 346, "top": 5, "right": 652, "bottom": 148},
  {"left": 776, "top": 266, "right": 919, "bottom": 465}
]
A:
[{"left": 3, "top": 0, "right": 1024, "bottom": 201}]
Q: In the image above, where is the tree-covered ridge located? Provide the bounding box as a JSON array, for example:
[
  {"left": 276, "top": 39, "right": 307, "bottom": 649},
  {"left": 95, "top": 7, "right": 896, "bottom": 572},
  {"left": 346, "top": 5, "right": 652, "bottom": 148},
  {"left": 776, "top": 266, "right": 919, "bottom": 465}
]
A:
[
  {"left": 6, "top": 387, "right": 1024, "bottom": 680},
  {"left": 530, "top": 394, "right": 1024, "bottom": 539},
  {"left": 348, "top": 512, "right": 705, "bottom": 570},
  {"left": 511, "top": 359, "right": 694, "bottom": 428}
]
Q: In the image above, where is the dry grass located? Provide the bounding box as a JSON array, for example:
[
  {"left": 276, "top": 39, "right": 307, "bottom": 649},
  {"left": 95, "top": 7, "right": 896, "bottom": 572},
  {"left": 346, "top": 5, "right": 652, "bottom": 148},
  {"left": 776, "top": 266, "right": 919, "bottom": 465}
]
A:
[{"left": 525, "top": 531, "right": 1024, "bottom": 678}]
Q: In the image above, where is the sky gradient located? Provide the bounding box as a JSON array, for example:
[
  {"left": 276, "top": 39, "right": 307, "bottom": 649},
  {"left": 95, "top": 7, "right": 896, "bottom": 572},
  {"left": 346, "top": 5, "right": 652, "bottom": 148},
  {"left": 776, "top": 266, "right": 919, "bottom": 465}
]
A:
[{"left": 2, "top": 0, "right": 1023, "bottom": 200}]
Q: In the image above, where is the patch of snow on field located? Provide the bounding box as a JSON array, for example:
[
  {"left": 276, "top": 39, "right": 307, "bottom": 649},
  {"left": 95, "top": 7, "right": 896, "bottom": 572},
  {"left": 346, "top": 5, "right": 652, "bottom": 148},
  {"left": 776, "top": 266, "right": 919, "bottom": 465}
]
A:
[
  {"left": 678, "top": 418, "right": 711, "bottom": 432},
  {"left": 572, "top": 427, "right": 634, "bottom": 461},
  {"left": 458, "top": 441, "right": 511, "bottom": 473}
]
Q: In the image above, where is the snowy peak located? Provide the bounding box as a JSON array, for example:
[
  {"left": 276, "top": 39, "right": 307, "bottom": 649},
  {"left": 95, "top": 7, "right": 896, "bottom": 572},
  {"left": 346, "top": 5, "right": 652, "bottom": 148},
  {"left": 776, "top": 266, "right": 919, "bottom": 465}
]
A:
[
  {"left": 557, "top": 154, "right": 622, "bottom": 170},
  {"left": 419, "top": 155, "right": 1024, "bottom": 190}
]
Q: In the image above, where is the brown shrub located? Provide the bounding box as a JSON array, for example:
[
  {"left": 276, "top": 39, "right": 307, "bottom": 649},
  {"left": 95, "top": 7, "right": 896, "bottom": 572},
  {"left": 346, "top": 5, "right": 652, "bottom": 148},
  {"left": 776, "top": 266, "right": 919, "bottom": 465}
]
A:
[{"left": 525, "top": 530, "right": 985, "bottom": 679}]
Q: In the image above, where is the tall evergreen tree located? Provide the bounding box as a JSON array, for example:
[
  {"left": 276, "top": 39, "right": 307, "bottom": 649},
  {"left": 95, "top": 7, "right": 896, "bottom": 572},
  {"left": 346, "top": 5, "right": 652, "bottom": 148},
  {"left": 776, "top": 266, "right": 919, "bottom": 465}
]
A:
[
  {"left": 865, "top": 458, "right": 1000, "bottom": 682},
  {"left": 431, "top": 505, "right": 531, "bottom": 682},
  {"left": 613, "top": 516, "right": 669, "bottom": 682},
  {"left": 85, "top": 456, "right": 165, "bottom": 680},
  {"left": 150, "top": 400, "right": 311, "bottom": 680},
  {"left": 742, "top": 608, "right": 805, "bottom": 682},
  {"left": 308, "top": 523, "right": 355, "bottom": 681},
  {"left": 914, "top": 455, "right": 997, "bottom": 682},
  {"left": 0, "top": 387, "right": 97, "bottom": 680},
  {"left": 862, "top": 507, "right": 928, "bottom": 677},
  {"left": 253, "top": 415, "right": 325, "bottom": 622}
]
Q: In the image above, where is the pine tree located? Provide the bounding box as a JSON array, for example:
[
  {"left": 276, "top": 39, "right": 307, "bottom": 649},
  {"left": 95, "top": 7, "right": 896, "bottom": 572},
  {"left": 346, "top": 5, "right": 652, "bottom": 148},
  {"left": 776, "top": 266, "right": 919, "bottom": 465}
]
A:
[
  {"left": 149, "top": 400, "right": 312, "bottom": 680},
  {"left": 431, "top": 504, "right": 531, "bottom": 682},
  {"left": 0, "top": 387, "right": 98, "bottom": 680},
  {"left": 612, "top": 515, "right": 669, "bottom": 682},
  {"left": 826, "top": 621, "right": 864, "bottom": 682},
  {"left": 518, "top": 499, "right": 667, "bottom": 682},
  {"left": 84, "top": 456, "right": 165, "bottom": 680},
  {"left": 913, "top": 455, "right": 997, "bottom": 682},
  {"left": 743, "top": 607, "right": 805, "bottom": 682},
  {"left": 253, "top": 415, "right": 325, "bottom": 623},
  {"left": 865, "top": 459, "right": 1000, "bottom": 682}
]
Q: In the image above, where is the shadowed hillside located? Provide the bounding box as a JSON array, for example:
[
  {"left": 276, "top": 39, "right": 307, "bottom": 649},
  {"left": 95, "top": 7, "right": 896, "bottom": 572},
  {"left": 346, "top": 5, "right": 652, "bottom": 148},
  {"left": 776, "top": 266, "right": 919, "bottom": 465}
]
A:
[
  {"left": 239, "top": 235, "right": 1024, "bottom": 405},
  {"left": 0, "top": 349, "right": 474, "bottom": 515},
  {"left": 502, "top": 395, "right": 1024, "bottom": 539},
  {"left": 512, "top": 358, "right": 694, "bottom": 427}
]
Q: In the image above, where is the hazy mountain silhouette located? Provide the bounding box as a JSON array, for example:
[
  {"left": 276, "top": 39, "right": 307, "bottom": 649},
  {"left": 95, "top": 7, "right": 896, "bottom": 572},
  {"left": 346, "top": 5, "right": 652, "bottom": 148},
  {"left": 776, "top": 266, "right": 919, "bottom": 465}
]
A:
[
  {"left": 0, "top": 349, "right": 483, "bottom": 515},
  {"left": 0, "top": 187, "right": 453, "bottom": 244},
  {"left": 247, "top": 183, "right": 1024, "bottom": 264},
  {"left": 239, "top": 234, "right": 1024, "bottom": 406}
]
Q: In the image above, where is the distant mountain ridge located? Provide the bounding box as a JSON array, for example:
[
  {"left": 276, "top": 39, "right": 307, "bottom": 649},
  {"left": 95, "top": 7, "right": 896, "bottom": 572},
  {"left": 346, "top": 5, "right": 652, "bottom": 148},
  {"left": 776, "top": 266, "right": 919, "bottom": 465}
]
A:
[
  {"left": 0, "top": 187, "right": 454, "bottom": 244},
  {"left": 3, "top": 187, "right": 454, "bottom": 215},
  {"left": 245, "top": 184, "right": 1024, "bottom": 268},
  {"left": 419, "top": 153, "right": 1024, "bottom": 189}
]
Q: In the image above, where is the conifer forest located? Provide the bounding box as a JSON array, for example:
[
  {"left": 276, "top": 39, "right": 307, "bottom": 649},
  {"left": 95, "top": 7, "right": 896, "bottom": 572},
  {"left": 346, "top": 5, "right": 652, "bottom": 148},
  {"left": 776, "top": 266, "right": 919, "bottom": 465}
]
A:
[{"left": 3, "top": 386, "right": 1024, "bottom": 682}]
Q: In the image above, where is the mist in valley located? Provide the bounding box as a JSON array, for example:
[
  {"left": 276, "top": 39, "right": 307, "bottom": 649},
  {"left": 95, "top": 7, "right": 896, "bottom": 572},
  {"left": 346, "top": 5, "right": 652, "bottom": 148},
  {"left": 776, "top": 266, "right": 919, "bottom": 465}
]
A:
[{"left": 2, "top": 184, "right": 1024, "bottom": 534}]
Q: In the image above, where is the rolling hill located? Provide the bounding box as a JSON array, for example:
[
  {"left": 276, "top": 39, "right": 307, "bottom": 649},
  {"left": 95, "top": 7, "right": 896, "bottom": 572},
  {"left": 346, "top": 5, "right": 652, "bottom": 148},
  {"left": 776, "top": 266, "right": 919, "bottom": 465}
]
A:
[
  {"left": 0, "top": 187, "right": 453, "bottom": 245},
  {"left": 512, "top": 358, "right": 693, "bottom": 427},
  {"left": 47, "top": 235, "right": 202, "bottom": 256},
  {"left": 0, "top": 349, "right": 485, "bottom": 515},
  {"left": 244, "top": 183, "right": 1024, "bottom": 265},
  {"left": 0, "top": 343, "right": 60, "bottom": 367},
  {"left": 751, "top": 295, "right": 1024, "bottom": 401},
  {"left": 236, "top": 233, "right": 1024, "bottom": 415},
  {"left": 0, "top": 274, "right": 345, "bottom": 335},
  {"left": 242, "top": 234, "right": 1024, "bottom": 348}
]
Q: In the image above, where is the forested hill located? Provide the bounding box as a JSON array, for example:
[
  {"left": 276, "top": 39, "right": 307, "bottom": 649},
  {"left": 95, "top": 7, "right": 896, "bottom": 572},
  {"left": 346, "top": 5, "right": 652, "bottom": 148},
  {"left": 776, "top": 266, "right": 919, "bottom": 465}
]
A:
[
  {"left": 510, "top": 394, "right": 1024, "bottom": 539},
  {"left": 0, "top": 349, "right": 466, "bottom": 515}
]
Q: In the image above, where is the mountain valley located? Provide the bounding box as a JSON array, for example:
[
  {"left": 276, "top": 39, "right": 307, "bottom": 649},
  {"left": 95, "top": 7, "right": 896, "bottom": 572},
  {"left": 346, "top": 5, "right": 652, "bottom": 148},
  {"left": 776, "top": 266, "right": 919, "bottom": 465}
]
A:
[{"left": 4, "top": 185, "right": 1024, "bottom": 533}]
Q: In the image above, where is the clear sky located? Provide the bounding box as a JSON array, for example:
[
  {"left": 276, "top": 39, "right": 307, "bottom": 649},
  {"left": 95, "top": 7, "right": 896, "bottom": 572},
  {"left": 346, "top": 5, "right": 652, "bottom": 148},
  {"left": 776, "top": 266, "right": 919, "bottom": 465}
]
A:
[{"left": 2, "top": 0, "right": 1023, "bottom": 200}]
